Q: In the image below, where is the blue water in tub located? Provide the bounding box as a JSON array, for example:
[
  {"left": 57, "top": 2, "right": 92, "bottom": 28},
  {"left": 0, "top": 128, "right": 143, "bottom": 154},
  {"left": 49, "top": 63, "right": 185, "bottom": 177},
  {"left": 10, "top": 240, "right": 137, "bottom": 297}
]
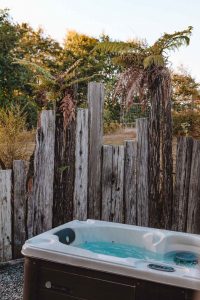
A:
[{"left": 76, "top": 242, "right": 198, "bottom": 267}]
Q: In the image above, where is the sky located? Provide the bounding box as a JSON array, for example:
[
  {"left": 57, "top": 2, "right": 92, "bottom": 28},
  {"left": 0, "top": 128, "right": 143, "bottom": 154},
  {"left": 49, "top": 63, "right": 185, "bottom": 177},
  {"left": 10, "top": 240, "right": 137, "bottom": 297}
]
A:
[{"left": 1, "top": 0, "right": 200, "bottom": 80}]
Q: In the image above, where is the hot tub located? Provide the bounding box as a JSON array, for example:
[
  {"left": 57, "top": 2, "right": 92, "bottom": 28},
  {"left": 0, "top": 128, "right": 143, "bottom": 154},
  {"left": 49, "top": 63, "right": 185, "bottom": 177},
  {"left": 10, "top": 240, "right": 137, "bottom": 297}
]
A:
[{"left": 22, "top": 220, "right": 200, "bottom": 300}]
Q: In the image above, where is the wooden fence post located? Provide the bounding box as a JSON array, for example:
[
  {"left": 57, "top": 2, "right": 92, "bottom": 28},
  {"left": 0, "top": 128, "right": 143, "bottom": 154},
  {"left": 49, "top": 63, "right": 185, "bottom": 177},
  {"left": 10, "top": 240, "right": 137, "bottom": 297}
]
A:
[
  {"left": 101, "top": 145, "right": 113, "bottom": 221},
  {"left": 187, "top": 140, "right": 200, "bottom": 233},
  {"left": 136, "top": 118, "right": 149, "bottom": 227},
  {"left": 26, "top": 153, "right": 34, "bottom": 239},
  {"left": 88, "top": 82, "right": 104, "bottom": 219},
  {"left": 73, "top": 109, "right": 88, "bottom": 220},
  {"left": 0, "top": 170, "right": 12, "bottom": 262},
  {"left": 101, "top": 145, "right": 124, "bottom": 223},
  {"left": 173, "top": 137, "right": 193, "bottom": 232},
  {"left": 33, "top": 110, "right": 55, "bottom": 235},
  {"left": 111, "top": 145, "right": 124, "bottom": 223},
  {"left": 13, "top": 160, "right": 27, "bottom": 258},
  {"left": 124, "top": 140, "right": 137, "bottom": 225}
]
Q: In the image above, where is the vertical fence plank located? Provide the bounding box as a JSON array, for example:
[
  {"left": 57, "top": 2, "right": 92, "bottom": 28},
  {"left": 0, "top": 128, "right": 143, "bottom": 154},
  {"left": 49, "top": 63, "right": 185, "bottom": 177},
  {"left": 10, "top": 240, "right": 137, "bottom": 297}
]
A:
[
  {"left": 172, "top": 137, "right": 193, "bottom": 232},
  {"left": 111, "top": 146, "right": 124, "bottom": 223},
  {"left": 33, "top": 110, "right": 55, "bottom": 235},
  {"left": 88, "top": 82, "right": 104, "bottom": 219},
  {"left": 101, "top": 145, "right": 124, "bottom": 223},
  {"left": 13, "top": 160, "right": 27, "bottom": 258},
  {"left": 187, "top": 140, "right": 200, "bottom": 234},
  {"left": 26, "top": 154, "right": 34, "bottom": 239},
  {"left": 74, "top": 109, "right": 88, "bottom": 220},
  {"left": 124, "top": 140, "right": 137, "bottom": 225},
  {"left": 136, "top": 118, "right": 149, "bottom": 227},
  {"left": 0, "top": 170, "right": 12, "bottom": 262},
  {"left": 101, "top": 145, "right": 113, "bottom": 221}
]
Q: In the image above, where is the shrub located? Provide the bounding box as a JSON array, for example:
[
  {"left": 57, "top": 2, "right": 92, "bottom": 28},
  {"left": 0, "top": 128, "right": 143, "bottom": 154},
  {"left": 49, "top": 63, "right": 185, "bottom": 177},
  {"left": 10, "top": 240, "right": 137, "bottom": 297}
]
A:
[
  {"left": 103, "top": 108, "right": 122, "bottom": 134},
  {"left": 173, "top": 110, "right": 200, "bottom": 139},
  {"left": 0, "top": 106, "right": 34, "bottom": 169},
  {"left": 104, "top": 121, "right": 122, "bottom": 134}
]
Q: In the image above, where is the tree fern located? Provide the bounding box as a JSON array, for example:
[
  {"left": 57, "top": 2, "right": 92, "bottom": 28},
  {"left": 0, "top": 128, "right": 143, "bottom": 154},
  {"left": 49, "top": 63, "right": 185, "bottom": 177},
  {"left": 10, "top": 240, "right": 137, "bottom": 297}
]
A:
[
  {"left": 143, "top": 55, "right": 165, "bottom": 69},
  {"left": 95, "top": 26, "right": 193, "bottom": 107}
]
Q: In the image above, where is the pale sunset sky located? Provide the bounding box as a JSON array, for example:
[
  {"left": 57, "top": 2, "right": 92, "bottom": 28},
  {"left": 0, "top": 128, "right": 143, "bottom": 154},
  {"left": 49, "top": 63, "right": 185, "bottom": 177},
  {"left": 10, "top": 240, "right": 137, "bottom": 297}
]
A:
[{"left": 1, "top": 0, "right": 200, "bottom": 80}]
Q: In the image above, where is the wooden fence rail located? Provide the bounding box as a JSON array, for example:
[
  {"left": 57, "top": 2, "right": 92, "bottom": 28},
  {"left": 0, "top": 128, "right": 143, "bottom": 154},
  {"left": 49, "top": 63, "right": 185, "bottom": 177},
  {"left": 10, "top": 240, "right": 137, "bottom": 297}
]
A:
[{"left": 1, "top": 82, "right": 200, "bottom": 262}]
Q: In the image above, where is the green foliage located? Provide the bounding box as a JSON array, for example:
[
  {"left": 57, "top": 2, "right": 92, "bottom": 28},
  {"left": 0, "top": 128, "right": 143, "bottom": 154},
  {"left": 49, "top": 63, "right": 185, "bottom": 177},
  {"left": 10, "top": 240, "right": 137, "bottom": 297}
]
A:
[
  {"left": 172, "top": 70, "right": 200, "bottom": 102},
  {"left": 0, "top": 8, "right": 195, "bottom": 131},
  {"left": 173, "top": 110, "right": 200, "bottom": 139},
  {"left": 143, "top": 55, "right": 164, "bottom": 69},
  {"left": 0, "top": 9, "right": 66, "bottom": 127},
  {"left": 63, "top": 31, "right": 120, "bottom": 104},
  {"left": 0, "top": 105, "right": 31, "bottom": 168},
  {"left": 0, "top": 9, "right": 27, "bottom": 106},
  {"left": 151, "top": 27, "right": 192, "bottom": 55},
  {"left": 95, "top": 26, "right": 193, "bottom": 70},
  {"left": 15, "top": 29, "right": 120, "bottom": 108}
]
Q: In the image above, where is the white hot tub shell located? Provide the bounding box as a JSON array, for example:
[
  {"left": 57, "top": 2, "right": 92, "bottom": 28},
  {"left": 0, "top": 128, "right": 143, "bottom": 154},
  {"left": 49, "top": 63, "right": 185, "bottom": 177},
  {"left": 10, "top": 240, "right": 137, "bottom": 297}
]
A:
[{"left": 22, "top": 219, "right": 200, "bottom": 292}]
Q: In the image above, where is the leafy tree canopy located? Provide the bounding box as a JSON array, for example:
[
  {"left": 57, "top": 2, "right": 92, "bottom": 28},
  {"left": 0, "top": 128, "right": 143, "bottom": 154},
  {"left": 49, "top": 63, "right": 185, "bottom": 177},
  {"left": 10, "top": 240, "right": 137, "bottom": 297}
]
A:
[{"left": 172, "top": 67, "right": 200, "bottom": 101}]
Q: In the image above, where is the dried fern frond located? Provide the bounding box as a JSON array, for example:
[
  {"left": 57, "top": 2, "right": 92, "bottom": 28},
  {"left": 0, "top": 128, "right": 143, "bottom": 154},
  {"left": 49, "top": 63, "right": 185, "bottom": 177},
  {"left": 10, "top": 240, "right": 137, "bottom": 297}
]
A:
[
  {"left": 113, "top": 67, "right": 147, "bottom": 108},
  {"left": 59, "top": 94, "right": 76, "bottom": 129}
]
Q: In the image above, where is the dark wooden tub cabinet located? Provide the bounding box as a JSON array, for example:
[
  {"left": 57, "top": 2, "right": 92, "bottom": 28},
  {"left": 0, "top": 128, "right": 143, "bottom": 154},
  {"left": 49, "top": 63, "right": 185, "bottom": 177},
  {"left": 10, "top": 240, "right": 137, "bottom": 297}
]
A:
[{"left": 23, "top": 257, "right": 195, "bottom": 300}]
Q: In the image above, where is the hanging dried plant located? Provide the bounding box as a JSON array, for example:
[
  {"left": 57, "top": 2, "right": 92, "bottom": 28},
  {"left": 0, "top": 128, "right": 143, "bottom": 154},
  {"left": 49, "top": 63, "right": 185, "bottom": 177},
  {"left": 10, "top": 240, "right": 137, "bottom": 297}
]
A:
[{"left": 59, "top": 93, "right": 76, "bottom": 130}]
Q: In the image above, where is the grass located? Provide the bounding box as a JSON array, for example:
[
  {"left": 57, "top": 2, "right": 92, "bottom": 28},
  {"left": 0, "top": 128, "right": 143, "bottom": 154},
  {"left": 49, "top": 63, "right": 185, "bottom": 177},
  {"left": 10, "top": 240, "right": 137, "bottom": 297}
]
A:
[
  {"left": 103, "top": 127, "right": 136, "bottom": 145},
  {"left": 0, "top": 125, "right": 177, "bottom": 170}
]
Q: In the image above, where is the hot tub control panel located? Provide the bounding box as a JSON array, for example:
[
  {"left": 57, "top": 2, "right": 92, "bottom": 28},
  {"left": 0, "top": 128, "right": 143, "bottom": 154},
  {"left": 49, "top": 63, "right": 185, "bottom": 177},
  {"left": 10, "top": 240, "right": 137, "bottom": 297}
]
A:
[{"left": 148, "top": 264, "right": 175, "bottom": 272}]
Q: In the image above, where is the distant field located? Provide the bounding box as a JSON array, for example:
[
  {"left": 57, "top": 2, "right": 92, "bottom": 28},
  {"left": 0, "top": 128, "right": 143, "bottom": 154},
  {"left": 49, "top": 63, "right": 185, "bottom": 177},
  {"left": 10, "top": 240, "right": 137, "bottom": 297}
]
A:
[
  {"left": 103, "top": 127, "right": 136, "bottom": 145},
  {"left": 6, "top": 128, "right": 177, "bottom": 170},
  {"left": 26, "top": 127, "right": 136, "bottom": 153}
]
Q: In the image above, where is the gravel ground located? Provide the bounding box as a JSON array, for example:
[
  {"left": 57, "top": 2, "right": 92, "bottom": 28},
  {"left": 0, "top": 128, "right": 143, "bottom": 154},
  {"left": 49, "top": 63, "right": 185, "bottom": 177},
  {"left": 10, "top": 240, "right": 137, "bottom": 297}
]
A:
[{"left": 0, "top": 262, "right": 24, "bottom": 300}]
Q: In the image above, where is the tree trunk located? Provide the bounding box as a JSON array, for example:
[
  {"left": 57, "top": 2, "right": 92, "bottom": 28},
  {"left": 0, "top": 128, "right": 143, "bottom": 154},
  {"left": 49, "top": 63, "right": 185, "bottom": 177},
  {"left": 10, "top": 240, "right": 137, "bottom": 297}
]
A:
[
  {"left": 160, "top": 73, "right": 173, "bottom": 229},
  {"left": 148, "top": 67, "right": 173, "bottom": 229},
  {"left": 148, "top": 86, "right": 161, "bottom": 228},
  {"left": 53, "top": 104, "right": 76, "bottom": 227}
]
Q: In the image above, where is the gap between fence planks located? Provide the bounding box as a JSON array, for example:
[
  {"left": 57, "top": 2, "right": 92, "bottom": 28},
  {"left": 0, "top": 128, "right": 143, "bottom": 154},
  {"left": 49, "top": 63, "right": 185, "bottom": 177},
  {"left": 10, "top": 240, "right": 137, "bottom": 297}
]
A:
[{"left": 0, "top": 170, "right": 12, "bottom": 262}]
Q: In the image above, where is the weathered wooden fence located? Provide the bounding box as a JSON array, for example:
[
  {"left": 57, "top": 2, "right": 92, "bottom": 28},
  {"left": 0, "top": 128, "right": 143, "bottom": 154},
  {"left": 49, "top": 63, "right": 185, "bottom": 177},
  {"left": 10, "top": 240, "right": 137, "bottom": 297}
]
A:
[{"left": 1, "top": 82, "right": 200, "bottom": 262}]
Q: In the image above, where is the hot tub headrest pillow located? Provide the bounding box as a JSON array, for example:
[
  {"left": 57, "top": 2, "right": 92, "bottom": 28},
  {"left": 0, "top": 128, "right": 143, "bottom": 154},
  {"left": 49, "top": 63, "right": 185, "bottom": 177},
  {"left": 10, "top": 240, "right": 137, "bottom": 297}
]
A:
[{"left": 54, "top": 228, "right": 76, "bottom": 245}]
